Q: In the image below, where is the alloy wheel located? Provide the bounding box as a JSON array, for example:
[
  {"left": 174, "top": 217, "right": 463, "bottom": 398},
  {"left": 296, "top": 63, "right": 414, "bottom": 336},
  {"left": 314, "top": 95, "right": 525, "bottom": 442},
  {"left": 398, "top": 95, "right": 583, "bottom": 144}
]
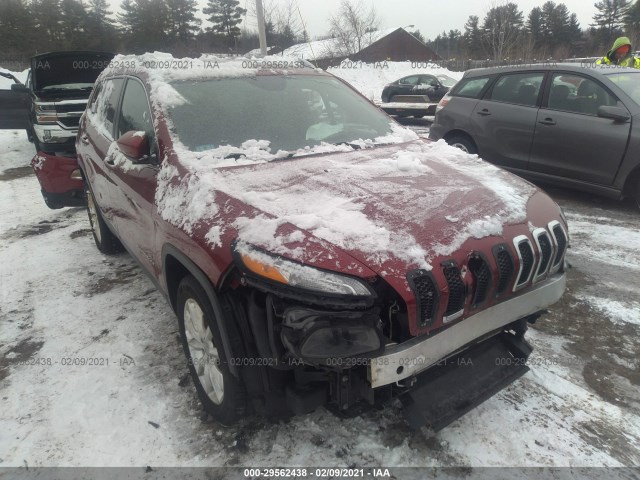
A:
[{"left": 183, "top": 298, "right": 224, "bottom": 405}]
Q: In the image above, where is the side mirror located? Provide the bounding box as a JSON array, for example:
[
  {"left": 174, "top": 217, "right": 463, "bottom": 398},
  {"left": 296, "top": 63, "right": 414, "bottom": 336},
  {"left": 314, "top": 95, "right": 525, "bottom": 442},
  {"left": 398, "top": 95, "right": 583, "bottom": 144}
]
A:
[
  {"left": 116, "top": 130, "right": 152, "bottom": 163},
  {"left": 431, "top": 81, "right": 439, "bottom": 88},
  {"left": 11, "top": 83, "right": 28, "bottom": 92},
  {"left": 597, "top": 105, "right": 630, "bottom": 122}
]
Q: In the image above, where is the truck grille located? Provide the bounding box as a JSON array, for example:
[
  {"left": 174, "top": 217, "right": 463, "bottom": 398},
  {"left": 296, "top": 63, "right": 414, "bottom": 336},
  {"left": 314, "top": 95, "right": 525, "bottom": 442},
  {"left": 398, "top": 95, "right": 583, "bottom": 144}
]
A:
[
  {"left": 443, "top": 263, "right": 465, "bottom": 322},
  {"left": 493, "top": 244, "right": 514, "bottom": 295},
  {"left": 58, "top": 117, "right": 81, "bottom": 128},
  {"left": 469, "top": 254, "right": 491, "bottom": 307},
  {"left": 407, "top": 270, "right": 439, "bottom": 327},
  {"left": 514, "top": 236, "right": 535, "bottom": 290}
]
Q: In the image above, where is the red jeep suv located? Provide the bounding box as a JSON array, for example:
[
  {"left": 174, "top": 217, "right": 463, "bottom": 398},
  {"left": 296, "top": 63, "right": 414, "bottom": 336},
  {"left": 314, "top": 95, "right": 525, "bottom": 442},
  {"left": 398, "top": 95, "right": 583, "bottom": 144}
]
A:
[{"left": 74, "top": 53, "right": 568, "bottom": 429}]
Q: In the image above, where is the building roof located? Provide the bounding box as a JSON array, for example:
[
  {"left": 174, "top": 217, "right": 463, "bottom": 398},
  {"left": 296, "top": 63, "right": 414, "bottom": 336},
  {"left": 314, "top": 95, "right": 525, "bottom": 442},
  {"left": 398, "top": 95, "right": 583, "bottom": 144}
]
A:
[{"left": 282, "top": 28, "right": 416, "bottom": 61}]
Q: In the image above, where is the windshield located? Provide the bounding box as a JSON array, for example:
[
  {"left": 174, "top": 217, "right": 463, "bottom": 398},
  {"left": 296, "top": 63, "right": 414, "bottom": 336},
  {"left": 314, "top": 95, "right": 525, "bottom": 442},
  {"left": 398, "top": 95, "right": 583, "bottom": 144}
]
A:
[
  {"left": 167, "top": 75, "right": 394, "bottom": 153},
  {"left": 437, "top": 75, "right": 457, "bottom": 87},
  {"left": 607, "top": 72, "right": 640, "bottom": 105}
]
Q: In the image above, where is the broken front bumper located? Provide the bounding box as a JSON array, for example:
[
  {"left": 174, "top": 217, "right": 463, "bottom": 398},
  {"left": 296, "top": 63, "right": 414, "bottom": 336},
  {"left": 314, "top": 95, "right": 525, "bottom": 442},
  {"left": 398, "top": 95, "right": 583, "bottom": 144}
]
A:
[{"left": 368, "top": 272, "right": 566, "bottom": 388}]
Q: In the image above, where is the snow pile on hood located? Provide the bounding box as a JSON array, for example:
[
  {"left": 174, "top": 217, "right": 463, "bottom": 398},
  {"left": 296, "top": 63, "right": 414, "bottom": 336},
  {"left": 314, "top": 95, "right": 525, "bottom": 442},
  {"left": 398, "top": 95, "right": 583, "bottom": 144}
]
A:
[
  {"left": 157, "top": 139, "right": 535, "bottom": 273},
  {"left": 328, "top": 61, "right": 463, "bottom": 103}
]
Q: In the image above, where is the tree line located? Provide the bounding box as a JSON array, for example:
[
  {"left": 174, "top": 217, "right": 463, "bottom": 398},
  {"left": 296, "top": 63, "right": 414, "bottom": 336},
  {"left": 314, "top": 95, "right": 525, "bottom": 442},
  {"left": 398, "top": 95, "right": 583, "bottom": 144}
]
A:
[
  {"left": 424, "top": 0, "right": 640, "bottom": 61},
  {"left": 2, "top": 0, "right": 640, "bottom": 61},
  {"left": 0, "top": 0, "right": 306, "bottom": 57}
]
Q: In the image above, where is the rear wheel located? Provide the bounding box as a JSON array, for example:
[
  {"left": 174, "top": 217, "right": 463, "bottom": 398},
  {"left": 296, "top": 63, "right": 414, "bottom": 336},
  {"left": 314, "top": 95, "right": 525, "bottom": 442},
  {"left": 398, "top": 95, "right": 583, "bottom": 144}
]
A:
[
  {"left": 177, "top": 275, "right": 246, "bottom": 425},
  {"left": 85, "top": 187, "right": 123, "bottom": 254},
  {"left": 446, "top": 135, "right": 477, "bottom": 155}
]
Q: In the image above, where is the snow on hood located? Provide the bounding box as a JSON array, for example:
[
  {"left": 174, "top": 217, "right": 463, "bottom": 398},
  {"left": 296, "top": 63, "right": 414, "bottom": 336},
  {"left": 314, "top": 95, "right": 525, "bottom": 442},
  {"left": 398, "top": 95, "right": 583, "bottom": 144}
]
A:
[{"left": 156, "top": 137, "right": 536, "bottom": 276}]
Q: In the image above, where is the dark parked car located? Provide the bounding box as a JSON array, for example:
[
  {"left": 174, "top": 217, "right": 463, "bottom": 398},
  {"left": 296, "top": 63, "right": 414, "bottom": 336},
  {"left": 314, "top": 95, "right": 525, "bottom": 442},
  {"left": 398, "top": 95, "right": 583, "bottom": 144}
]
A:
[
  {"left": 381, "top": 73, "right": 457, "bottom": 104},
  {"left": 9, "top": 55, "right": 569, "bottom": 429},
  {"left": 429, "top": 64, "right": 640, "bottom": 206},
  {"left": 0, "top": 51, "right": 114, "bottom": 208}
]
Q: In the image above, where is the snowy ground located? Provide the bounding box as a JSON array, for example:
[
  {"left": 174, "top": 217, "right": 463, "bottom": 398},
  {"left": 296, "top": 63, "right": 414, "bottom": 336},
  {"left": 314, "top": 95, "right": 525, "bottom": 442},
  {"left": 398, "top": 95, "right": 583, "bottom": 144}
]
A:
[{"left": 1, "top": 124, "right": 639, "bottom": 469}]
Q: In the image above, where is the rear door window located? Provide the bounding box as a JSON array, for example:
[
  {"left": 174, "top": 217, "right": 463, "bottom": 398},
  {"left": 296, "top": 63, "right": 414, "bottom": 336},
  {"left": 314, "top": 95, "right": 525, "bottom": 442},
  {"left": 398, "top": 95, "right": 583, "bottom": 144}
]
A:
[
  {"left": 450, "top": 76, "right": 492, "bottom": 98},
  {"left": 488, "top": 73, "right": 545, "bottom": 107}
]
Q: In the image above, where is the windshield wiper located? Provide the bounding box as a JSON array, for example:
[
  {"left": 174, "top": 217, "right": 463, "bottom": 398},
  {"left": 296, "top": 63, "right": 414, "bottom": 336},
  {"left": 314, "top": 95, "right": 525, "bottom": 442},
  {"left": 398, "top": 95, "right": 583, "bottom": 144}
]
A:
[{"left": 331, "top": 141, "right": 362, "bottom": 150}]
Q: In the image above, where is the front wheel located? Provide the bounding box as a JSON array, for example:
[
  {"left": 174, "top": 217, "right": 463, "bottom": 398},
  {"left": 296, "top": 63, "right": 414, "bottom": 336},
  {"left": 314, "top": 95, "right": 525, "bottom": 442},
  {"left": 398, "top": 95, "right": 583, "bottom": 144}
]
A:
[
  {"left": 446, "top": 135, "right": 478, "bottom": 155},
  {"left": 177, "top": 275, "right": 246, "bottom": 425},
  {"left": 85, "top": 187, "right": 124, "bottom": 254}
]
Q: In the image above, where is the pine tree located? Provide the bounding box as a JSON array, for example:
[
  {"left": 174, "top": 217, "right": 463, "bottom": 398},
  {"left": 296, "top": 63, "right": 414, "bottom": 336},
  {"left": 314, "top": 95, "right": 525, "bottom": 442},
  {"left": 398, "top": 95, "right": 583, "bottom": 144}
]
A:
[
  {"left": 60, "top": 0, "right": 89, "bottom": 49},
  {"left": 624, "top": 0, "right": 640, "bottom": 47},
  {"left": 85, "top": 0, "right": 117, "bottom": 50},
  {"left": 118, "top": 0, "right": 169, "bottom": 52},
  {"left": 463, "top": 15, "right": 483, "bottom": 58},
  {"left": 30, "top": 0, "right": 65, "bottom": 49},
  {"left": 166, "top": 0, "right": 201, "bottom": 44},
  {"left": 527, "top": 7, "right": 545, "bottom": 51},
  {"left": 0, "top": 0, "right": 36, "bottom": 53},
  {"left": 593, "top": 0, "right": 630, "bottom": 42},
  {"left": 203, "top": 0, "right": 246, "bottom": 46}
]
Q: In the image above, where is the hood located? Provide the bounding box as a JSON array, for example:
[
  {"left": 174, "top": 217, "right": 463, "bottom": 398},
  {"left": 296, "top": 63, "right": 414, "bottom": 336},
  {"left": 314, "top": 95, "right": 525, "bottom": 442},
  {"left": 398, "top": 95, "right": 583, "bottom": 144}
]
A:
[
  {"left": 608, "top": 36, "right": 632, "bottom": 57},
  {"left": 215, "top": 140, "right": 544, "bottom": 270},
  {"left": 31, "top": 51, "right": 114, "bottom": 93}
]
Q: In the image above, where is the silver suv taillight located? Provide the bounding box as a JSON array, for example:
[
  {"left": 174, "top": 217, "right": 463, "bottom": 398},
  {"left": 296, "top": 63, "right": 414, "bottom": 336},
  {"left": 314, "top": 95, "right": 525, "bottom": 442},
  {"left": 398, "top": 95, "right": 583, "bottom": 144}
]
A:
[{"left": 435, "top": 94, "right": 451, "bottom": 114}]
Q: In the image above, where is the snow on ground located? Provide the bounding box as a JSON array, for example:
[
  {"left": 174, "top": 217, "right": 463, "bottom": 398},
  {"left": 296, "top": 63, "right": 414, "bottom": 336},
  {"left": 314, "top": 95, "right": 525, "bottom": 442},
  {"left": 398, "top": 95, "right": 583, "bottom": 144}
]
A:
[{"left": 328, "top": 61, "right": 463, "bottom": 103}]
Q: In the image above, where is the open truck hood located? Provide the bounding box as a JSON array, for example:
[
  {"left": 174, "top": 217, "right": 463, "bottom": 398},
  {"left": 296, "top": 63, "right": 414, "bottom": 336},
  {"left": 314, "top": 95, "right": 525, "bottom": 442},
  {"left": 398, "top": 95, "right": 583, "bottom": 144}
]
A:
[{"left": 31, "top": 51, "right": 115, "bottom": 94}]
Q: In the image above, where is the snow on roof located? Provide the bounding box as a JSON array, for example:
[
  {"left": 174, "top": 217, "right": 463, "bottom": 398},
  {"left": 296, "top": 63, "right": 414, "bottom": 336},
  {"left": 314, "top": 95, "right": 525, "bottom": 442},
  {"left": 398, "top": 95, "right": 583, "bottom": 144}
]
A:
[{"left": 281, "top": 27, "right": 404, "bottom": 61}]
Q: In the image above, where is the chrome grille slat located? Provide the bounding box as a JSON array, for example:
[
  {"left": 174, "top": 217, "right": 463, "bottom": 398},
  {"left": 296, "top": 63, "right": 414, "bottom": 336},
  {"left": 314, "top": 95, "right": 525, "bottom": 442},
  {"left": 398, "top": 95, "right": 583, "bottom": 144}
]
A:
[
  {"left": 533, "top": 228, "right": 554, "bottom": 282},
  {"left": 513, "top": 236, "right": 536, "bottom": 291}
]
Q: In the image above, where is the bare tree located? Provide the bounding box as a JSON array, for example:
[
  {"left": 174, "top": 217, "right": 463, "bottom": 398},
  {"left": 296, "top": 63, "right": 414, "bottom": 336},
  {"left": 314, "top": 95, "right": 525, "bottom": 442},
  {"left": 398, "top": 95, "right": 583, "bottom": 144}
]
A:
[
  {"left": 328, "top": 0, "right": 380, "bottom": 56},
  {"left": 246, "top": 0, "right": 303, "bottom": 48}
]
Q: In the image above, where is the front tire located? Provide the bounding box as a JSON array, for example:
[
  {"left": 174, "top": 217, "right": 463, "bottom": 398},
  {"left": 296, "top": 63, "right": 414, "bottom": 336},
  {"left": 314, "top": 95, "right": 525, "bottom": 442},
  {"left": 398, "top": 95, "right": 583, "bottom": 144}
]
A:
[
  {"left": 177, "top": 275, "right": 246, "bottom": 425},
  {"left": 85, "top": 187, "right": 123, "bottom": 254}
]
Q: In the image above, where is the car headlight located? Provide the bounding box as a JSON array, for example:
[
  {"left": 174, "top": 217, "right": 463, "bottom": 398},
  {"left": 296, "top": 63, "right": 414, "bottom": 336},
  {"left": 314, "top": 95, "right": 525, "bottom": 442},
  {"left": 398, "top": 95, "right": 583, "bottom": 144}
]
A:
[{"left": 234, "top": 242, "right": 373, "bottom": 297}]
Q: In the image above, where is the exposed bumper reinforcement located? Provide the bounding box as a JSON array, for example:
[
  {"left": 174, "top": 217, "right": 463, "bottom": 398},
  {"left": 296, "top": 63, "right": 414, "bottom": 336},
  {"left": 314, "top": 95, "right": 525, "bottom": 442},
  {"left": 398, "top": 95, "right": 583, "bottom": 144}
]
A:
[
  {"left": 401, "top": 331, "right": 532, "bottom": 431},
  {"left": 368, "top": 273, "right": 566, "bottom": 388}
]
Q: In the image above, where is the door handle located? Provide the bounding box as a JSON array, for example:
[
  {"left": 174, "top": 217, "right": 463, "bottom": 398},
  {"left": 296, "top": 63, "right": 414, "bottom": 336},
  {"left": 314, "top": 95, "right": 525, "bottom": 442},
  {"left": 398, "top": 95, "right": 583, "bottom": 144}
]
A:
[
  {"left": 476, "top": 109, "right": 491, "bottom": 116},
  {"left": 539, "top": 118, "right": 556, "bottom": 126},
  {"left": 80, "top": 134, "right": 89, "bottom": 144}
]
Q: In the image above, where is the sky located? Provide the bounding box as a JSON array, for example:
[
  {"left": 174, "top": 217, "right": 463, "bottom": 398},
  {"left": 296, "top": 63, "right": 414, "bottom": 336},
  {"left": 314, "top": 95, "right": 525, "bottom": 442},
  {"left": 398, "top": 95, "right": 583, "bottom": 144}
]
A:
[
  {"left": 250, "top": 0, "right": 599, "bottom": 40},
  {"left": 105, "top": 0, "right": 600, "bottom": 41}
]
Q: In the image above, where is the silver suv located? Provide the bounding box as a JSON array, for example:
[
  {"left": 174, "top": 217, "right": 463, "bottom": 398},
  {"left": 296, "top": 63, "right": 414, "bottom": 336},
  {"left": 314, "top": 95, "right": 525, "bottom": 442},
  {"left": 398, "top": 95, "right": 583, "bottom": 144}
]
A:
[{"left": 429, "top": 63, "right": 640, "bottom": 206}]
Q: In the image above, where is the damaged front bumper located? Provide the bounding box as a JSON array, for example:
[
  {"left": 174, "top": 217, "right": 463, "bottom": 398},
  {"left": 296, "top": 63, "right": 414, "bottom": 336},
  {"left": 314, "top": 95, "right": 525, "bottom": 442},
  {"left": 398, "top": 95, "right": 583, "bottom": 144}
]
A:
[
  {"left": 368, "top": 272, "right": 566, "bottom": 388},
  {"left": 31, "top": 152, "right": 84, "bottom": 209}
]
